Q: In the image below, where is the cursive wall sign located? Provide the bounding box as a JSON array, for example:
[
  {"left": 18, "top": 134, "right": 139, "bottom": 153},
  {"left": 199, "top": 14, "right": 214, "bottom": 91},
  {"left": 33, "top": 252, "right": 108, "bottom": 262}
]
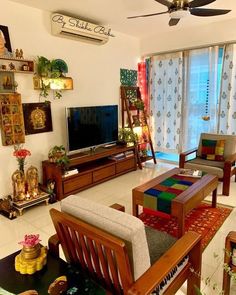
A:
[{"left": 51, "top": 13, "right": 115, "bottom": 43}]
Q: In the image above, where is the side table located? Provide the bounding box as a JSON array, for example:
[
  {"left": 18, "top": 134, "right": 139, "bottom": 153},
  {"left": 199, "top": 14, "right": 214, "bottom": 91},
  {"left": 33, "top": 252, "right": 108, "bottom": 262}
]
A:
[
  {"left": 12, "top": 191, "right": 49, "bottom": 215},
  {"left": 222, "top": 231, "right": 236, "bottom": 295},
  {"left": 0, "top": 248, "right": 107, "bottom": 294}
]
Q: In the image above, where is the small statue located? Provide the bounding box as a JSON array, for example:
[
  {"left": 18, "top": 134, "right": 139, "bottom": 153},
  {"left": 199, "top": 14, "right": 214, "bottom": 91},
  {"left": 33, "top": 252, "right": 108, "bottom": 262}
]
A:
[
  {"left": 0, "top": 195, "right": 17, "bottom": 219},
  {"left": 46, "top": 179, "right": 56, "bottom": 204},
  {"left": 15, "top": 48, "right": 20, "bottom": 58},
  {"left": 26, "top": 166, "right": 39, "bottom": 197},
  {"left": 12, "top": 170, "right": 25, "bottom": 201},
  {"left": 19, "top": 49, "right": 24, "bottom": 59},
  {"left": 9, "top": 62, "right": 16, "bottom": 70}
]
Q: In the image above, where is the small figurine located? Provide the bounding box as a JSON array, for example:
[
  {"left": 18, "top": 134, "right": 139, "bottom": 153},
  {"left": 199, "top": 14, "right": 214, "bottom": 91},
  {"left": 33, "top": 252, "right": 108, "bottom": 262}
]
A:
[
  {"left": 19, "top": 49, "right": 24, "bottom": 59},
  {"left": 9, "top": 62, "right": 16, "bottom": 70},
  {"left": 12, "top": 170, "right": 25, "bottom": 201},
  {"left": 0, "top": 195, "right": 17, "bottom": 219},
  {"left": 26, "top": 166, "right": 39, "bottom": 197},
  {"left": 15, "top": 48, "right": 20, "bottom": 58}
]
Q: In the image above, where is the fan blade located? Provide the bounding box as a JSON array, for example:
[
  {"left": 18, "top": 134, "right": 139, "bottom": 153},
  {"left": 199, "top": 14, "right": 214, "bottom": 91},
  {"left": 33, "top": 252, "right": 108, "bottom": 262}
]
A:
[
  {"left": 190, "top": 8, "right": 231, "bottom": 16},
  {"left": 127, "top": 11, "right": 168, "bottom": 19},
  {"left": 189, "top": 0, "right": 216, "bottom": 8},
  {"left": 169, "top": 18, "right": 180, "bottom": 26},
  {"left": 154, "top": 0, "right": 174, "bottom": 8}
]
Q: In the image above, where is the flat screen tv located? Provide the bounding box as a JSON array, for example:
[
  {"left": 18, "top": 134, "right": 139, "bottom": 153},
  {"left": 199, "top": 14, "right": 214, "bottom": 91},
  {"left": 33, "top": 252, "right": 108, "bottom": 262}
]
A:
[{"left": 66, "top": 105, "right": 118, "bottom": 153}]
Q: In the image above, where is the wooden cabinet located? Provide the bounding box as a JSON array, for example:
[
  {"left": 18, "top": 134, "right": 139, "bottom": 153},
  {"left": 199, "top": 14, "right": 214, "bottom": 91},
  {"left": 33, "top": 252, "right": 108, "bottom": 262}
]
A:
[
  {"left": 0, "top": 57, "right": 34, "bottom": 74},
  {"left": 42, "top": 145, "right": 137, "bottom": 200}
]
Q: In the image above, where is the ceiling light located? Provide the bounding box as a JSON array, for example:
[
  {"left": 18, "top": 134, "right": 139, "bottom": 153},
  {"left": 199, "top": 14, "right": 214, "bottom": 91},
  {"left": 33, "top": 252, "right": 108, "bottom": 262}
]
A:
[{"left": 170, "top": 9, "right": 189, "bottom": 19}]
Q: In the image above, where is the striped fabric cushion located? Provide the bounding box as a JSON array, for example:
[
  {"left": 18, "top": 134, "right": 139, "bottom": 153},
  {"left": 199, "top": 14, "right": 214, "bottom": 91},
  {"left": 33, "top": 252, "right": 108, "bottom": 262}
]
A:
[{"left": 201, "top": 139, "right": 225, "bottom": 161}]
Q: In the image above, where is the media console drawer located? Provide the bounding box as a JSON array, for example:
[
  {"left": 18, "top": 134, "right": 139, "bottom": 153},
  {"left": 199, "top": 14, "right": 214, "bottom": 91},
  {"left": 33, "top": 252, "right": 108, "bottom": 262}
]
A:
[
  {"left": 93, "top": 165, "right": 116, "bottom": 182},
  {"left": 63, "top": 173, "right": 93, "bottom": 194},
  {"left": 116, "top": 158, "right": 135, "bottom": 174}
]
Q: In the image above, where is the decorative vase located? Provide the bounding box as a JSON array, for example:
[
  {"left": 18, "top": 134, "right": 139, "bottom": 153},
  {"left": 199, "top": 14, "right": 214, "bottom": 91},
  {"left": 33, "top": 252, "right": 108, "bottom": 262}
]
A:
[{"left": 21, "top": 244, "right": 41, "bottom": 260}]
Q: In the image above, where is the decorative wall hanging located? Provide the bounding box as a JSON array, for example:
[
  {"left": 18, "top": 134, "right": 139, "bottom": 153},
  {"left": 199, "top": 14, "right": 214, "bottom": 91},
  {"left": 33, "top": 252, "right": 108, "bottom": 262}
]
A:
[
  {"left": 0, "top": 25, "right": 12, "bottom": 57},
  {"left": 23, "top": 102, "right": 53, "bottom": 135},
  {"left": 0, "top": 93, "right": 25, "bottom": 146},
  {"left": 120, "top": 69, "right": 137, "bottom": 86}
]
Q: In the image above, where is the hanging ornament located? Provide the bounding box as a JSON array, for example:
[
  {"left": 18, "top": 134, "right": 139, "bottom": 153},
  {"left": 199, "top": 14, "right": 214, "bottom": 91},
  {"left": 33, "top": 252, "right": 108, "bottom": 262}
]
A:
[{"left": 202, "top": 78, "right": 210, "bottom": 121}]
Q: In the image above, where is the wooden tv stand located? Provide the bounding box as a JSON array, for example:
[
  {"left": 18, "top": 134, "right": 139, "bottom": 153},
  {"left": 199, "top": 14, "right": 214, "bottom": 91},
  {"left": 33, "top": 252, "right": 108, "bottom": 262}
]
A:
[{"left": 42, "top": 145, "right": 137, "bottom": 201}]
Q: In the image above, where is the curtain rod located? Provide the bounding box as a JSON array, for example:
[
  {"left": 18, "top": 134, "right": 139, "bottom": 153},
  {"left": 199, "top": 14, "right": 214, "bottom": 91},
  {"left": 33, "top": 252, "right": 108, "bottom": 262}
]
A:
[{"left": 142, "top": 39, "right": 236, "bottom": 58}]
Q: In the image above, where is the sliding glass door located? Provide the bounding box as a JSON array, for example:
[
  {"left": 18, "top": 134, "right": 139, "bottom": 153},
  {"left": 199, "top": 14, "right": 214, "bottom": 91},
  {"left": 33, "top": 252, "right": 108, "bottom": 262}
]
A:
[{"left": 182, "top": 47, "right": 223, "bottom": 150}]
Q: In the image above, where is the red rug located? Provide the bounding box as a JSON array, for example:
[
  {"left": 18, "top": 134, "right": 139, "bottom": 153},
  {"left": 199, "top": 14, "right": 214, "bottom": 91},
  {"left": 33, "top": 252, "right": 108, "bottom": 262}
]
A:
[{"left": 139, "top": 203, "right": 232, "bottom": 250}]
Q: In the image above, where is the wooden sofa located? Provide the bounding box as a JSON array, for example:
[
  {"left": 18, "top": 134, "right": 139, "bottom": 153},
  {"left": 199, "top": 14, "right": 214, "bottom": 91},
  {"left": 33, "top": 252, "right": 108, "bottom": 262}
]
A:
[{"left": 49, "top": 195, "right": 202, "bottom": 294}]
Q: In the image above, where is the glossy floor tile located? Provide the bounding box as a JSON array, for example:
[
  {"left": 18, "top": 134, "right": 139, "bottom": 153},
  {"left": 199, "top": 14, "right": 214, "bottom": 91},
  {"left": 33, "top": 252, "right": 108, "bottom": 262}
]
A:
[{"left": 1, "top": 161, "right": 235, "bottom": 294}]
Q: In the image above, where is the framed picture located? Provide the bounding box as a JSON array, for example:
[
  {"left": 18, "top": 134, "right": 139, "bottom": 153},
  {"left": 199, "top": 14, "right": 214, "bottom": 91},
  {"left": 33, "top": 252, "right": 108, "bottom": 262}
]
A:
[
  {"left": 0, "top": 25, "right": 12, "bottom": 57},
  {"left": 0, "top": 72, "right": 15, "bottom": 93},
  {"left": 23, "top": 102, "right": 53, "bottom": 135}
]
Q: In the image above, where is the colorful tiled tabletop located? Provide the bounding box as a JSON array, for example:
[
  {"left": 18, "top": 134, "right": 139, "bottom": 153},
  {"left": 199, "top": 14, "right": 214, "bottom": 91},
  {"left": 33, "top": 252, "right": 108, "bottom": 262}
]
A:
[{"left": 143, "top": 174, "right": 199, "bottom": 217}]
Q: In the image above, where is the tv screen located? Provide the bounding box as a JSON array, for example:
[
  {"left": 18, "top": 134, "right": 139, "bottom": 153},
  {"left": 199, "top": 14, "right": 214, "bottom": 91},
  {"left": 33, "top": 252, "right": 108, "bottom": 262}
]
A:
[{"left": 66, "top": 105, "right": 118, "bottom": 153}]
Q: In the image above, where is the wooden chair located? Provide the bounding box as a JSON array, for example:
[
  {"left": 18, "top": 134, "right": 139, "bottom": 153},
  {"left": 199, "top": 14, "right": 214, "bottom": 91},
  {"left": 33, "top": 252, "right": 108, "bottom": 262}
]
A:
[
  {"left": 179, "top": 133, "right": 236, "bottom": 196},
  {"left": 48, "top": 195, "right": 202, "bottom": 295}
]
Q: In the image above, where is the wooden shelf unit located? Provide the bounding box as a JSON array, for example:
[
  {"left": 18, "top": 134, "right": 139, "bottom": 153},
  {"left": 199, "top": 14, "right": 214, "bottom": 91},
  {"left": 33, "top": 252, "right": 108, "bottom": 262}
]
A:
[
  {"left": 42, "top": 145, "right": 137, "bottom": 201},
  {"left": 0, "top": 56, "right": 34, "bottom": 73},
  {"left": 120, "top": 85, "right": 156, "bottom": 169}
]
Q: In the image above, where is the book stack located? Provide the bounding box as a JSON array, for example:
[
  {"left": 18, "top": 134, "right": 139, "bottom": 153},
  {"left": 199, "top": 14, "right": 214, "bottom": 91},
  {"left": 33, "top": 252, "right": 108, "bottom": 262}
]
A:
[
  {"left": 125, "top": 150, "right": 134, "bottom": 158},
  {"left": 178, "top": 169, "right": 202, "bottom": 178},
  {"left": 109, "top": 153, "right": 126, "bottom": 161},
  {"left": 64, "top": 169, "right": 79, "bottom": 177}
]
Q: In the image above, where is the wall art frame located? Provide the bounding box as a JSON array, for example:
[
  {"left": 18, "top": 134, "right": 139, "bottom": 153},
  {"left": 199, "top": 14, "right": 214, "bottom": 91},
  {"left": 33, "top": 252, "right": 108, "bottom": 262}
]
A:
[
  {"left": 23, "top": 102, "right": 53, "bottom": 135},
  {"left": 0, "top": 25, "right": 12, "bottom": 57},
  {"left": 0, "top": 72, "right": 15, "bottom": 93}
]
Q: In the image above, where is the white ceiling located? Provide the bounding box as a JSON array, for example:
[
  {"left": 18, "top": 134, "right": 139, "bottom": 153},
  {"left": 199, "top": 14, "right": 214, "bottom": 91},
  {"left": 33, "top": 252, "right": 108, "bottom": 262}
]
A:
[{"left": 10, "top": 0, "right": 236, "bottom": 38}]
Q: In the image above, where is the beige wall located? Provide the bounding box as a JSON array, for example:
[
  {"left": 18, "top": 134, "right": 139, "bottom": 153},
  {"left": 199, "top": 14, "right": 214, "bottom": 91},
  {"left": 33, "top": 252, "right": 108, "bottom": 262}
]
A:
[
  {"left": 140, "top": 18, "right": 236, "bottom": 56},
  {"left": 0, "top": 0, "right": 140, "bottom": 196}
]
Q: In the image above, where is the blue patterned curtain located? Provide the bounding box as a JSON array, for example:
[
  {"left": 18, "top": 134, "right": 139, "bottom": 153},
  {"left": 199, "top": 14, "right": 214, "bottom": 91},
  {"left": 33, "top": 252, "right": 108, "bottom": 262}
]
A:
[
  {"left": 149, "top": 52, "right": 183, "bottom": 152},
  {"left": 218, "top": 44, "right": 236, "bottom": 135}
]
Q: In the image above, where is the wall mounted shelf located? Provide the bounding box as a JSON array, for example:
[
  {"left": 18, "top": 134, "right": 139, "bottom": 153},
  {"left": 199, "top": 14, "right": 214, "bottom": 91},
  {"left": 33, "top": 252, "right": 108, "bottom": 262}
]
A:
[
  {"left": 0, "top": 57, "right": 34, "bottom": 74},
  {"left": 33, "top": 76, "right": 73, "bottom": 90}
]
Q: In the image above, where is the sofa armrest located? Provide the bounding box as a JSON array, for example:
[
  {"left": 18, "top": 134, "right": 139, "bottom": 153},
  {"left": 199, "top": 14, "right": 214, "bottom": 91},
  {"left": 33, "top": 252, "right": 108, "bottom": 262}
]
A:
[
  {"left": 127, "top": 231, "right": 202, "bottom": 295},
  {"left": 179, "top": 148, "right": 198, "bottom": 168},
  {"left": 48, "top": 233, "right": 61, "bottom": 258},
  {"left": 225, "top": 152, "right": 236, "bottom": 164}
]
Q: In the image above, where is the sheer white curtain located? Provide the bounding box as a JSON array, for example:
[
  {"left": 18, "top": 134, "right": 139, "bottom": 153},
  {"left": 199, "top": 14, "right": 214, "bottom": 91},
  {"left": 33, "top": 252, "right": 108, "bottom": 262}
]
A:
[
  {"left": 182, "top": 47, "right": 220, "bottom": 150},
  {"left": 218, "top": 44, "right": 236, "bottom": 135},
  {"left": 149, "top": 52, "right": 183, "bottom": 152}
]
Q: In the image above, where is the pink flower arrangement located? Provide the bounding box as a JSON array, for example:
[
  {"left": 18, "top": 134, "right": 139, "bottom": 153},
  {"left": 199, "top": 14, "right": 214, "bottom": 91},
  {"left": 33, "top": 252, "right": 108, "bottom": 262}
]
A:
[
  {"left": 19, "top": 234, "right": 41, "bottom": 247},
  {"left": 13, "top": 144, "right": 31, "bottom": 172}
]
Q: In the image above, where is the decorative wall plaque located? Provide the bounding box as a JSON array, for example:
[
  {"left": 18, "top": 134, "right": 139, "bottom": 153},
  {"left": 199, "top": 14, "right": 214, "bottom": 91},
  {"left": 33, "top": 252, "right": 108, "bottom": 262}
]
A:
[{"left": 0, "top": 93, "right": 25, "bottom": 146}]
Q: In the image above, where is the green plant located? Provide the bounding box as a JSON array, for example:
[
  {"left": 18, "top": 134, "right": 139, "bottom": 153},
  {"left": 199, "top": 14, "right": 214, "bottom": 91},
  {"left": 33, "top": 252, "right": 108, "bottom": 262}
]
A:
[
  {"left": 35, "top": 56, "right": 68, "bottom": 99},
  {"left": 118, "top": 128, "right": 138, "bottom": 144},
  {"left": 48, "top": 145, "right": 69, "bottom": 169},
  {"left": 129, "top": 98, "right": 145, "bottom": 110}
]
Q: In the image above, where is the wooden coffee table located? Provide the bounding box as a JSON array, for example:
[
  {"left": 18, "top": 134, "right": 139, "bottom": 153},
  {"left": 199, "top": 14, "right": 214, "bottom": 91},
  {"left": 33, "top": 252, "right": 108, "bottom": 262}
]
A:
[{"left": 132, "top": 168, "right": 218, "bottom": 238}]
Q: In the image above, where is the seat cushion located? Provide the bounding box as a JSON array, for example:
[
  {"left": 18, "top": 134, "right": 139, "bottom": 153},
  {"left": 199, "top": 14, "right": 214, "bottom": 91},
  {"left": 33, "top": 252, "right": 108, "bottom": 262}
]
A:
[
  {"left": 61, "top": 195, "right": 150, "bottom": 280},
  {"left": 201, "top": 139, "right": 225, "bottom": 161},
  {"left": 184, "top": 158, "right": 224, "bottom": 178},
  {"left": 145, "top": 226, "right": 177, "bottom": 265}
]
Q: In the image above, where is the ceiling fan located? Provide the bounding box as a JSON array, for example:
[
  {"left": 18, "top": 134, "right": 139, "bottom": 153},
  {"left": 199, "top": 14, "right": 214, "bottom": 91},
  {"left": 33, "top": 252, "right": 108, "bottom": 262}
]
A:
[{"left": 127, "top": 0, "right": 231, "bottom": 26}]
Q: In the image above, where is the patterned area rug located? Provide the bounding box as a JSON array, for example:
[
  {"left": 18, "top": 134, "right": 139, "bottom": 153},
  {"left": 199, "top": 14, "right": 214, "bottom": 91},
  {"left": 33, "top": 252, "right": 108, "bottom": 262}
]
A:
[{"left": 139, "top": 202, "right": 233, "bottom": 250}]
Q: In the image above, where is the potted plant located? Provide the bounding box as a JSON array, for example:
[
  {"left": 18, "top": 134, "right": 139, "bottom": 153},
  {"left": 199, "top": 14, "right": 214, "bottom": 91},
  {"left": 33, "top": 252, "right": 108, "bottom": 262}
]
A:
[
  {"left": 48, "top": 145, "right": 69, "bottom": 169},
  {"left": 118, "top": 128, "right": 138, "bottom": 145}
]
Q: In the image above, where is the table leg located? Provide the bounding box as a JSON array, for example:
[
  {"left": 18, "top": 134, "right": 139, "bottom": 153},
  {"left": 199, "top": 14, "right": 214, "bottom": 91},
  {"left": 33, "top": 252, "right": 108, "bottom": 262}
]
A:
[
  {"left": 212, "top": 188, "right": 217, "bottom": 208},
  {"left": 132, "top": 194, "right": 139, "bottom": 217},
  {"left": 45, "top": 199, "right": 49, "bottom": 206},
  {"left": 18, "top": 208, "right": 23, "bottom": 216},
  {"left": 222, "top": 270, "right": 231, "bottom": 295},
  {"left": 177, "top": 212, "right": 185, "bottom": 238}
]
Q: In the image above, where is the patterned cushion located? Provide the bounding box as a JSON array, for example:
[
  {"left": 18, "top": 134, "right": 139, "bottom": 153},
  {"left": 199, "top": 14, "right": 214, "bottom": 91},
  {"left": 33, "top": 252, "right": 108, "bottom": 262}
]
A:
[{"left": 201, "top": 139, "right": 225, "bottom": 161}]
